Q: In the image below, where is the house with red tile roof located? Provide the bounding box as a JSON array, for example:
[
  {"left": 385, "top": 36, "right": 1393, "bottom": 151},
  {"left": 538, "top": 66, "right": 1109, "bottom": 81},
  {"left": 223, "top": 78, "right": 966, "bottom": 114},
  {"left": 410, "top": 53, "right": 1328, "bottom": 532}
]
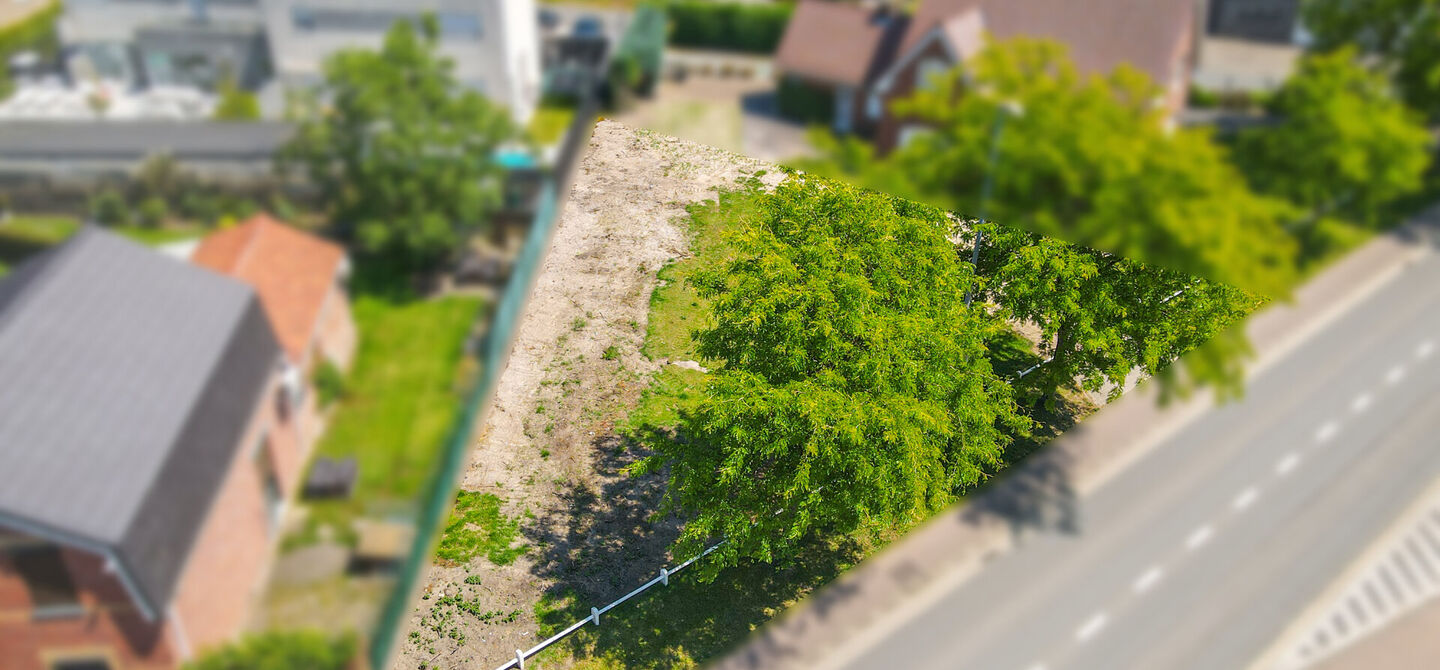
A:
[
  {"left": 192, "top": 214, "right": 358, "bottom": 451},
  {"left": 774, "top": 0, "right": 1198, "bottom": 152}
]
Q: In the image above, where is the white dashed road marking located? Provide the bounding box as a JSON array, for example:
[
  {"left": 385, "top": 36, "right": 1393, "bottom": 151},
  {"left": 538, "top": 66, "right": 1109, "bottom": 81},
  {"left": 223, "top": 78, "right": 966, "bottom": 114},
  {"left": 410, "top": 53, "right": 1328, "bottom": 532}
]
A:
[
  {"left": 1386, "top": 365, "right": 1407, "bottom": 385},
  {"left": 1277, "top": 452, "right": 1302, "bottom": 476},
  {"left": 1075, "top": 612, "right": 1109, "bottom": 642},
  {"left": 1352, "top": 393, "right": 1372, "bottom": 412},
  {"left": 1316, "top": 421, "right": 1340, "bottom": 443},
  {"left": 1187, "top": 525, "right": 1215, "bottom": 550},
  {"left": 1233, "top": 487, "right": 1260, "bottom": 512},
  {"left": 1133, "top": 566, "right": 1164, "bottom": 594}
]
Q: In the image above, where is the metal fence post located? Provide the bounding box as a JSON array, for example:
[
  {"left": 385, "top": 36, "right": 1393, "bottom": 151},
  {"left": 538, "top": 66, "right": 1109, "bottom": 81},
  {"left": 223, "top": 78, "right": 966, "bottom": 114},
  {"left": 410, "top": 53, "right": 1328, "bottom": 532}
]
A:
[
  {"left": 516, "top": 649, "right": 525, "bottom": 669},
  {"left": 591, "top": 606, "right": 601, "bottom": 626},
  {"left": 660, "top": 567, "right": 669, "bottom": 586}
]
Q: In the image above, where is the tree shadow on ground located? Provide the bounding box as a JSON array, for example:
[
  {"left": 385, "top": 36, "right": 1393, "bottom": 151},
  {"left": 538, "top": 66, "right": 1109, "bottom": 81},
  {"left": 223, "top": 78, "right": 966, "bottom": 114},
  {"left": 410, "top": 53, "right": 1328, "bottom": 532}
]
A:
[{"left": 521, "top": 429, "right": 872, "bottom": 669}]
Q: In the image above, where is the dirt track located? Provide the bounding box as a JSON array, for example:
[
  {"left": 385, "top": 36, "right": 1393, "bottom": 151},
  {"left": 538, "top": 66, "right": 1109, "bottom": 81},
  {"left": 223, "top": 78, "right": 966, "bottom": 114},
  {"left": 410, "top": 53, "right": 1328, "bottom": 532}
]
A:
[{"left": 396, "top": 121, "right": 780, "bottom": 669}]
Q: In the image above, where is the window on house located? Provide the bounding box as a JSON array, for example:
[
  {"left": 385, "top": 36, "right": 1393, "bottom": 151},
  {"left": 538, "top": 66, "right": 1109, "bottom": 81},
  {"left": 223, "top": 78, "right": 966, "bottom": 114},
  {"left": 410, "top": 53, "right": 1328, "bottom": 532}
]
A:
[
  {"left": 438, "top": 12, "right": 483, "bottom": 40},
  {"left": 9, "top": 545, "right": 81, "bottom": 618},
  {"left": 252, "top": 434, "right": 283, "bottom": 532},
  {"left": 52, "top": 659, "right": 113, "bottom": 670},
  {"left": 916, "top": 56, "right": 950, "bottom": 92}
]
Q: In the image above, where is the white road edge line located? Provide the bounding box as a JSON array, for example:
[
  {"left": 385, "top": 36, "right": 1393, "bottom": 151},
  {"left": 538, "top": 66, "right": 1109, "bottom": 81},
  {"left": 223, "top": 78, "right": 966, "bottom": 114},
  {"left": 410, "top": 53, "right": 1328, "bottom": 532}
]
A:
[
  {"left": 1386, "top": 365, "right": 1407, "bottom": 385},
  {"left": 1315, "top": 421, "right": 1340, "bottom": 444},
  {"left": 1233, "top": 486, "right": 1261, "bottom": 512},
  {"left": 1187, "top": 525, "right": 1215, "bottom": 550},
  {"left": 1352, "top": 393, "right": 1373, "bottom": 413},
  {"left": 1276, "top": 452, "right": 1302, "bottom": 476},
  {"left": 1075, "top": 612, "right": 1109, "bottom": 642},
  {"left": 1133, "top": 566, "right": 1164, "bottom": 594}
]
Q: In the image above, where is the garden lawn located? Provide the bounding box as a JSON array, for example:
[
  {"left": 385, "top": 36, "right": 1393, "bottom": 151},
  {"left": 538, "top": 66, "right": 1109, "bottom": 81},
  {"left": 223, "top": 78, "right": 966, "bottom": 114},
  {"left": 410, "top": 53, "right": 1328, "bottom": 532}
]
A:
[
  {"left": 296, "top": 294, "right": 481, "bottom": 547},
  {"left": 527, "top": 104, "right": 576, "bottom": 146}
]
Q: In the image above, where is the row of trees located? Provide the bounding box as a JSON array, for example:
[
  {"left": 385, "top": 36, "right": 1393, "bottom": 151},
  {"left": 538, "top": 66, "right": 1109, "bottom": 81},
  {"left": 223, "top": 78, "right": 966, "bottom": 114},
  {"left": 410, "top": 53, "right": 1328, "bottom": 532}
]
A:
[{"left": 646, "top": 21, "right": 1437, "bottom": 577}]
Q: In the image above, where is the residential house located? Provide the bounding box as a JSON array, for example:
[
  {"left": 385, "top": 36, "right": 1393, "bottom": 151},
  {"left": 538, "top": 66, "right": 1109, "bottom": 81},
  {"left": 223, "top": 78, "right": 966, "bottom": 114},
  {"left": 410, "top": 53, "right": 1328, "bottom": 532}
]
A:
[
  {"left": 57, "top": 0, "right": 542, "bottom": 123},
  {"left": 263, "top": 0, "right": 542, "bottom": 122},
  {"left": 0, "top": 228, "right": 313, "bottom": 669},
  {"left": 192, "top": 214, "right": 356, "bottom": 450},
  {"left": 774, "top": 0, "right": 1198, "bottom": 152}
]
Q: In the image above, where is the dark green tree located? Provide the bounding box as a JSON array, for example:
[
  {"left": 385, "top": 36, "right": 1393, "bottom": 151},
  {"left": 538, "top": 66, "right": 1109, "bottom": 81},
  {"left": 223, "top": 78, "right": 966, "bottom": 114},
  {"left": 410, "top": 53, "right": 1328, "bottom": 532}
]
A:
[
  {"left": 1303, "top": 0, "right": 1440, "bottom": 118},
  {"left": 635, "top": 177, "right": 1030, "bottom": 578},
  {"left": 280, "top": 15, "right": 514, "bottom": 271},
  {"left": 1235, "top": 48, "right": 1431, "bottom": 228}
]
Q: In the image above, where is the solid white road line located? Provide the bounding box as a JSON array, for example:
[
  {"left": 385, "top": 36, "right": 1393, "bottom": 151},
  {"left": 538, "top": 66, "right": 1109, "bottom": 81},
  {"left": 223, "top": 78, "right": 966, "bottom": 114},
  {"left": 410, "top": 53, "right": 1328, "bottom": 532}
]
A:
[
  {"left": 1419, "top": 340, "right": 1435, "bottom": 359},
  {"left": 1187, "top": 525, "right": 1215, "bottom": 550},
  {"left": 1386, "top": 365, "right": 1407, "bottom": 385},
  {"left": 1233, "top": 486, "right": 1261, "bottom": 512},
  {"left": 1133, "top": 566, "right": 1164, "bottom": 594},
  {"left": 1352, "top": 393, "right": 1373, "bottom": 412},
  {"left": 1277, "top": 452, "right": 1302, "bottom": 476},
  {"left": 1075, "top": 612, "right": 1109, "bottom": 642},
  {"left": 1316, "top": 421, "right": 1340, "bottom": 444}
]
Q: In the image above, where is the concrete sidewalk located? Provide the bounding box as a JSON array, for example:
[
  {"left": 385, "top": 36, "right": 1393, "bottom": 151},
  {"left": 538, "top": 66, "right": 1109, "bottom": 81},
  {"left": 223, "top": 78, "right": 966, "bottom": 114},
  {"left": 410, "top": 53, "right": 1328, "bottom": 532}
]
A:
[{"left": 711, "top": 211, "right": 1440, "bottom": 670}]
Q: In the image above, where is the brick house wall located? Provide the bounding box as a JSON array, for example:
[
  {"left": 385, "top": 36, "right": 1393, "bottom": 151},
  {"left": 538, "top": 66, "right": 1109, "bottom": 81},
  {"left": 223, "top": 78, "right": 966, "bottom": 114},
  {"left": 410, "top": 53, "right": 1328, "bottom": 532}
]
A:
[
  {"left": 874, "top": 38, "right": 954, "bottom": 154},
  {"left": 313, "top": 281, "right": 357, "bottom": 373},
  {"left": 1, "top": 365, "right": 304, "bottom": 668},
  {"left": 0, "top": 549, "right": 180, "bottom": 670}
]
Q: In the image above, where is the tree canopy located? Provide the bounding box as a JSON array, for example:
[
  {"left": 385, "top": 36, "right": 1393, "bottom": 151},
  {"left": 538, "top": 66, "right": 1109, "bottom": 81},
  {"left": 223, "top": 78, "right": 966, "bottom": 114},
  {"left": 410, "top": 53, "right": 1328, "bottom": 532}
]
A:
[
  {"left": 635, "top": 177, "right": 1029, "bottom": 578},
  {"left": 280, "top": 15, "right": 514, "bottom": 271},
  {"left": 1303, "top": 0, "right": 1440, "bottom": 118},
  {"left": 808, "top": 38, "right": 1298, "bottom": 297},
  {"left": 971, "top": 222, "right": 1261, "bottom": 406},
  {"left": 1235, "top": 48, "right": 1431, "bottom": 228}
]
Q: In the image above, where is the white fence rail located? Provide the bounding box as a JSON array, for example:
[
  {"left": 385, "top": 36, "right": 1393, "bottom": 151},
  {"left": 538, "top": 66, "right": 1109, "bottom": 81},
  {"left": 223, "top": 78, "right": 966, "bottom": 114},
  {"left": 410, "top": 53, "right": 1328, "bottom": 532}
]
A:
[{"left": 494, "top": 542, "right": 726, "bottom": 670}]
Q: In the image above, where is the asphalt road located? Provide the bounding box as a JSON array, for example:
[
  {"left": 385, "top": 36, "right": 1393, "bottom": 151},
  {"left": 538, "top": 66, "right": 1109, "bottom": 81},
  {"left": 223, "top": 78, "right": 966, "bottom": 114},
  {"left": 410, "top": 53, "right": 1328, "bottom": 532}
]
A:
[{"left": 836, "top": 250, "right": 1440, "bottom": 670}]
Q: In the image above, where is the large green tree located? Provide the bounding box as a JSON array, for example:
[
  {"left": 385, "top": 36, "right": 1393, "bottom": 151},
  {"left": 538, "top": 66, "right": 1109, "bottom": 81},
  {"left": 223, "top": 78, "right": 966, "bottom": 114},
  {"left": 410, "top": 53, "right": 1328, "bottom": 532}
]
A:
[
  {"left": 635, "top": 177, "right": 1030, "bottom": 578},
  {"left": 1236, "top": 48, "right": 1431, "bottom": 229},
  {"left": 281, "top": 15, "right": 514, "bottom": 270},
  {"left": 1303, "top": 0, "right": 1440, "bottom": 118},
  {"left": 884, "top": 38, "right": 1297, "bottom": 295},
  {"left": 972, "top": 222, "right": 1261, "bottom": 406}
]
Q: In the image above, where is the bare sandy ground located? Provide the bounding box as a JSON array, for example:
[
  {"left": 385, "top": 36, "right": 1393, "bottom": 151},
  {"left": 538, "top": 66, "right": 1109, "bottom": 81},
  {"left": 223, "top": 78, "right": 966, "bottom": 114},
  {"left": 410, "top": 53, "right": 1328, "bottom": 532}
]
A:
[{"left": 395, "top": 121, "right": 781, "bottom": 669}]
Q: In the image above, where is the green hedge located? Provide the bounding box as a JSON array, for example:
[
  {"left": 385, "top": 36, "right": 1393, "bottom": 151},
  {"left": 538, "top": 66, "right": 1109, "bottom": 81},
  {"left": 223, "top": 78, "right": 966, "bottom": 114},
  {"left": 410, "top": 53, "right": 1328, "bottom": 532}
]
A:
[
  {"left": 668, "top": 1, "right": 793, "bottom": 54},
  {"left": 0, "top": 2, "right": 61, "bottom": 98},
  {"left": 777, "top": 76, "right": 834, "bottom": 124}
]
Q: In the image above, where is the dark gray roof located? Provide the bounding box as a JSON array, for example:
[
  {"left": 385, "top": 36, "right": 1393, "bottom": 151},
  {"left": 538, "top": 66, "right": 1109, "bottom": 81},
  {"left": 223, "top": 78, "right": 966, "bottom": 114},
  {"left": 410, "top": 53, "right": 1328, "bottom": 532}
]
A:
[
  {"left": 0, "top": 228, "right": 281, "bottom": 617},
  {"left": 0, "top": 120, "right": 294, "bottom": 161}
]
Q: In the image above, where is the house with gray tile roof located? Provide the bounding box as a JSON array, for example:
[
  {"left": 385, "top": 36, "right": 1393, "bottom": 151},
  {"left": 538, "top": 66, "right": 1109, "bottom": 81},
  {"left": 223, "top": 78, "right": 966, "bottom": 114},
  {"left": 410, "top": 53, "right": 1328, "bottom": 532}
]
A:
[{"left": 0, "top": 228, "right": 317, "bottom": 669}]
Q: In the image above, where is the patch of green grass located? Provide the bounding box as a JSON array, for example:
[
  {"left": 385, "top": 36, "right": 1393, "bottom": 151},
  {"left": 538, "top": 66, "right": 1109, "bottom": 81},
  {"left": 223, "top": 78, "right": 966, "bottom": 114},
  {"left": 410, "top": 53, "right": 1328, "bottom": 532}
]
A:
[
  {"left": 625, "top": 366, "right": 706, "bottom": 430},
  {"left": 527, "top": 104, "right": 577, "bottom": 145},
  {"left": 0, "top": 215, "right": 79, "bottom": 243},
  {"left": 288, "top": 294, "right": 481, "bottom": 548},
  {"left": 0, "top": 215, "right": 203, "bottom": 271},
  {"left": 641, "top": 184, "right": 762, "bottom": 362},
  {"left": 435, "top": 491, "right": 528, "bottom": 565}
]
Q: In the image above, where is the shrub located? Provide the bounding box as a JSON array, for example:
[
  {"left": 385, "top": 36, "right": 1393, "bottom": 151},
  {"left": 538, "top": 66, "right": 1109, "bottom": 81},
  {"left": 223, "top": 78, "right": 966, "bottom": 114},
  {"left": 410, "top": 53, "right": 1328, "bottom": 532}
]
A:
[
  {"left": 777, "top": 76, "right": 834, "bottom": 123},
  {"left": 312, "top": 358, "right": 348, "bottom": 409},
  {"left": 184, "top": 631, "right": 355, "bottom": 670},
  {"left": 667, "top": 1, "right": 792, "bottom": 53},
  {"left": 1188, "top": 84, "right": 1220, "bottom": 108},
  {"left": 89, "top": 188, "right": 129, "bottom": 226},
  {"left": 137, "top": 196, "right": 168, "bottom": 228}
]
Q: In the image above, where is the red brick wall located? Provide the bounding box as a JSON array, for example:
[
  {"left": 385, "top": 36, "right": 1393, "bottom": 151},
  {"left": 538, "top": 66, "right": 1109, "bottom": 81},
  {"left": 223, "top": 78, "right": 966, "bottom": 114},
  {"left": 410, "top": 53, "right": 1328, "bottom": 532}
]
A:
[
  {"left": 1, "top": 548, "right": 180, "bottom": 670},
  {"left": 874, "top": 40, "right": 955, "bottom": 154},
  {"left": 170, "top": 369, "right": 298, "bottom": 657},
  {"left": 314, "top": 282, "right": 358, "bottom": 373}
]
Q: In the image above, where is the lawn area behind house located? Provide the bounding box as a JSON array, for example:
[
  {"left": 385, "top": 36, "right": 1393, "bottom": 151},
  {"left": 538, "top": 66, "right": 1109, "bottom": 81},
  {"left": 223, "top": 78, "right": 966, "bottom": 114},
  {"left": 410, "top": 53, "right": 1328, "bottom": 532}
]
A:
[
  {"left": 289, "top": 293, "right": 482, "bottom": 548},
  {"left": 528, "top": 104, "right": 577, "bottom": 146},
  {"left": 0, "top": 215, "right": 209, "bottom": 274}
]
